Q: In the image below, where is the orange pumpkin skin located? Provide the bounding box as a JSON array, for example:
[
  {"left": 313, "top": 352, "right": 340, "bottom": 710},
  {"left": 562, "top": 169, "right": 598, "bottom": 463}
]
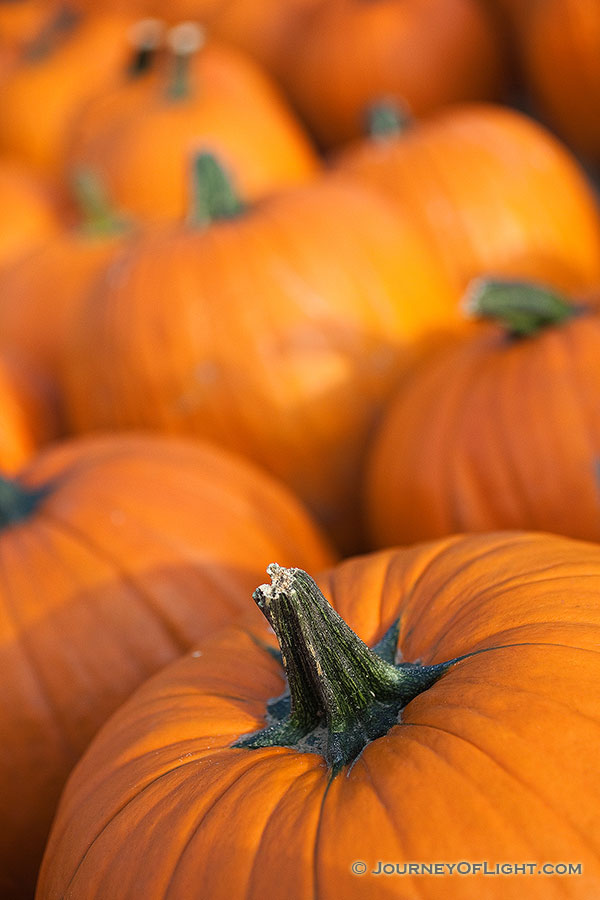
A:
[
  {"left": 279, "top": 0, "right": 507, "bottom": 148},
  {"left": 0, "top": 223, "right": 130, "bottom": 391},
  {"left": 366, "top": 298, "right": 600, "bottom": 548},
  {"left": 64, "top": 39, "right": 320, "bottom": 222},
  {"left": 514, "top": 0, "right": 600, "bottom": 165},
  {"left": 60, "top": 178, "right": 459, "bottom": 551},
  {"left": 337, "top": 104, "right": 600, "bottom": 296},
  {"left": 0, "top": 12, "right": 136, "bottom": 177},
  {"left": 36, "top": 532, "right": 600, "bottom": 900},
  {"left": 0, "top": 352, "right": 58, "bottom": 471},
  {"left": 0, "top": 162, "right": 58, "bottom": 269},
  {"left": 0, "top": 432, "right": 333, "bottom": 900}
]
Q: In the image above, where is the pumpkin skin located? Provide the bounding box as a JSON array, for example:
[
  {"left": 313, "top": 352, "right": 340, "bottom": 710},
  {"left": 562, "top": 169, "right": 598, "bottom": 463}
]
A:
[
  {"left": 0, "top": 174, "right": 132, "bottom": 409},
  {"left": 365, "top": 287, "right": 600, "bottom": 548},
  {"left": 513, "top": 0, "right": 600, "bottom": 165},
  {"left": 279, "top": 0, "right": 507, "bottom": 148},
  {"left": 60, "top": 176, "right": 459, "bottom": 552},
  {"left": 0, "top": 161, "right": 58, "bottom": 270},
  {"left": 64, "top": 37, "right": 319, "bottom": 222},
  {"left": 0, "top": 12, "right": 136, "bottom": 176},
  {"left": 337, "top": 103, "right": 600, "bottom": 296},
  {"left": 36, "top": 531, "right": 600, "bottom": 900},
  {"left": 0, "top": 432, "right": 334, "bottom": 900},
  {"left": 0, "top": 352, "right": 58, "bottom": 471}
]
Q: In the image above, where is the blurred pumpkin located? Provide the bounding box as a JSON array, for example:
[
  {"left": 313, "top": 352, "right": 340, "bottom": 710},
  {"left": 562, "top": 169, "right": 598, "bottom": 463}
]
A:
[
  {"left": 0, "top": 169, "right": 132, "bottom": 409},
  {"left": 337, "top": 103, "right": 600, "bottom": 296},
  {"left": 64, "top": 23, "right": 319, "bottom": 222},
  {"left": 60, "top": 154, "right": 460, "bottom": 552},
  {"left": 37, "top": 531, "right": 600, "bottom": 900},
  {"left": 513, "top": 0, "right": 600, "bottom": 165},
  {"left": 366, "top": 279, "right": 600, "bottom": 547},
  {"left": 0, "top": 431, "right": 334, "bottom": 900},
  {"left": 0, "top": 351, "right": 58, "bottom": 471},
  {"left": 0, "top": 161, "right": 58, "bottom": 269},
  {"left": 0, "top": 10, "right": 137, "bottom": 176},
  {"left": 279, "top": 0, "right": 507, "bottom": 148}
]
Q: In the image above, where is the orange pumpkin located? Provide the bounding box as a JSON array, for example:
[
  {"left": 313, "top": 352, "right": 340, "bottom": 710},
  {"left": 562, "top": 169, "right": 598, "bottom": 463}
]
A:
[
  {"left": 0, "top": 0, "right": 62, "bottom": 77},
  {"left": 0, "top": 351, "right": 58, "bottom": 471},
  {"left": 366, "top": 279, "right": 600, "bottom": 547},
  {"left": 0, "top": 431, "right": 334, "bottom": 900},
  {"left": 513, "top": 0, "right": 600, "bottom": 165},
  {"left": 279, "top": 0, "right": 507, "bottom": 148},
  {"left": 37, "top": 532, "right": 600, "bottom": 899},
  {"left": 0, "top": 11, "right": 136, "bottom": 176},
  {"left": 60, "top": 155, "right": 459, "bottom": 552},
  {"left": 0, "top": 170, "right": 132, "bottom": 401},
  {"left": 64, "top": 24, "right": 319, "bottom": 222},
  {"left": 0, "top": 161, "right": 58, "bottom": 269},
  {"left": 337, "top": 103, "right": 600, "bottom": 296}
]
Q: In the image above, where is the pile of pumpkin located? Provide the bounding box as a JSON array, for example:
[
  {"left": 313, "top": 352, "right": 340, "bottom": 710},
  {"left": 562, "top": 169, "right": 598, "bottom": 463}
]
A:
[{"left": 1, "top": 1, "right": 600, "bottom": 897}]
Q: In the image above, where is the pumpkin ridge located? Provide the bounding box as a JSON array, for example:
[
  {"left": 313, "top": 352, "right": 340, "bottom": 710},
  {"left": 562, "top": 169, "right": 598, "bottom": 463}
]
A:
[
  {"left": 60, "top": 748, "right": 236, "bottom": 897},
  {"left": 0, "top": 533, "right": 77, "bottom": 757},
  {"left": 411, "top": 709, "right": 600, "bottom": 857}
]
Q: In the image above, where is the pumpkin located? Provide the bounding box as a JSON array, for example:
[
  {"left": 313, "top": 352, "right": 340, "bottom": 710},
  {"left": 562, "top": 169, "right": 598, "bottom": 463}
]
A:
[
  {"left": 0, "top": 351, "right": 58, "bottom": 472},
  {"left": 0, "top": 0, "right": 63, "bottom": 77},
  {"left": 0, "top": 11, "right": 136, "bottom": 176},
  {"left": 366, "top": 279, "right": 600, "bottom": 548},
  {"left": 205, "top": 0, "right": 325, "bottom": 76},
  {"left": 336, "top": 102, "right": 600, "bottom": 296},
  {"left": 60, "top": 154, "right": 459, "bottom": 552},
  {"left": 64, "top": 23, "right": 319, "bottom": 222},
  {"left": 278, "top": 0, "right": 507, "bottom": 148},
  {"left": 0, "top": 161, "right": 59, "bottom": 270},
  {"left": 0, "top": 431, "right": 333, "bottom": 900},
  {"left": 0, "top": 170, "right": 131, "bottom": 406},
  {"left": 37, "top": 531, "right": 600, "bottom": 899},
  {"left": 512, "top": 0, "right": 600, "bottom": 165}
]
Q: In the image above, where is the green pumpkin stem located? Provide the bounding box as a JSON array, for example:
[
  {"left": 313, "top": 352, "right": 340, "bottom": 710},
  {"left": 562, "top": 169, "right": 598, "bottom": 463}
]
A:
[
  {"left": 71, "top": 169, "right": 129, "bottom": 238},
  {"left": 166, "top": 22, "right": 204, "bottom": 101},
  {"left": 366, "top": 98, "right": 412, "bottom": 139},
  {"left": 464, "top": 278, "right": 578, "bottom": 337},
  {"left": 234, "top": 564, "right": 459, "bottom": 773},
  {"left": 189, "top": 152, "right": 245, "bottom": 227},
  {"left": 0, "top": 476, "right": 46, "bottom": 529}
]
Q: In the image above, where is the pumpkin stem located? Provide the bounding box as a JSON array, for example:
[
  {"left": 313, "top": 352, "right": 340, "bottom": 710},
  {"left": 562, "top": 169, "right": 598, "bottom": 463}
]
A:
[
  {"left": 71, "top": 169, "right": 130, "bottom": 237},
  {"left": 127, "top": 18, "right": 165, "bottom": 77},
  {"left": 366, "top": 98, "right": 412, "bottom": 139},
  {"left": 188, "top": 152, "right": 245, "bottom": 227},
  {"left": 234, "top": 564, "right": 458, "bottom": 773},
  {"left": 0, "top": 476, "right": 46, "bottom": 529},
  {"left": 463, "top": 278, "right": 578, "bottom": 337},
  {"left": 166, "top": 21, "right": 205, "bottom": 101}
]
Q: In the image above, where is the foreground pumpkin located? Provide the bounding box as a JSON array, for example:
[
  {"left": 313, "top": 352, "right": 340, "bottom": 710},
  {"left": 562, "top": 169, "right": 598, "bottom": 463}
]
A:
[
  {"left": 280, "top": 0, "right": 506, "bottom": 147},
  {"left": 60, "top": 154, "right": 459, "bottom": 552},
  {"left": 337, "top": 103, "right": 600, "bottom": 295},
  {"left": 366, "top": 279, "right": 600, "bottom": 547},
  {"left": 0, "top": 432, "right": 333, "bottom": 900},
  {"left": 64, "top": 24, "right": 319, "bottom": 221},
  {"left": 37, "top": 532, "right": 600, "bottom": 899}
]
